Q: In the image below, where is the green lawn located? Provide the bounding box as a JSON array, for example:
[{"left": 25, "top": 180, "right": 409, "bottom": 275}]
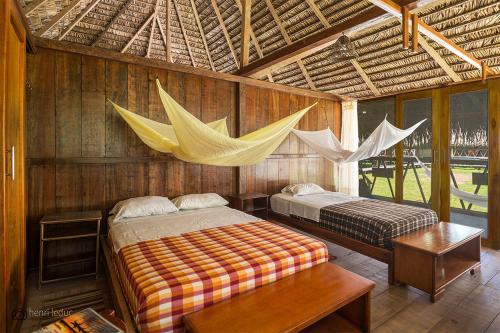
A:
[{"left": 361, "top": 166, "right": 487, "bottom": 213}]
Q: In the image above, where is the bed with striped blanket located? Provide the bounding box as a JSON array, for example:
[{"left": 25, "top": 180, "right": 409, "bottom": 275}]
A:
[{"left": 109, "top": 208, "right": 328, "bottom": 333}]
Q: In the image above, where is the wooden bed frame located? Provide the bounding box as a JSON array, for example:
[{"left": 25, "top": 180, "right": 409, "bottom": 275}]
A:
[
  {"left": 269, "top": 211, "right": 395, "bottom": 284},
  {"left": 101, "top": 235, "right": 138, "bottom": 333}
]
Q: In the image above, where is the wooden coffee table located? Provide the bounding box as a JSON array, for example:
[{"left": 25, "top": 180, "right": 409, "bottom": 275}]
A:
[{"left": 392, "top": 222, "right": 482, "bottom": 302}]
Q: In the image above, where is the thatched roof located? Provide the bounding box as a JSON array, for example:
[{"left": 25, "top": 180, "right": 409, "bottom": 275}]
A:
[{"left": 20, "top": 0, "right": 500, "bottom": 99}]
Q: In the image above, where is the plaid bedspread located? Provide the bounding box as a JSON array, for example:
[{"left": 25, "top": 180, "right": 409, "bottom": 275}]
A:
[
  {"left": 318, "top": 199, "right": 438, "bottom": 249},
  {"left": 115, "top": 221, "right": 328, "bottom": 333}
]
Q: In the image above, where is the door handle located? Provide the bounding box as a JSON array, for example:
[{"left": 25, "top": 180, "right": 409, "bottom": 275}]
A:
[{"left": 6, "top": 145, "right": 15, "bottom": 180}]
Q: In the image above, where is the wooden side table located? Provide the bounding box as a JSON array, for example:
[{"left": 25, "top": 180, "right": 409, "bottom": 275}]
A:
[
  {"left": 39, "top": 210, "right": 102, "bottom": 288},
  {"left": 392, "top": 222, "right": 482, "bottom": 302},
  {"left": 229, "top": 193, "right": 269, "bottom": 219}
]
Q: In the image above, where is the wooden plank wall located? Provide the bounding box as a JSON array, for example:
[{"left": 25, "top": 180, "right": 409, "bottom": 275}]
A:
[
  {"left": 239, "top": 84, "right": 341, "bottom": 194},
  {"left": 26, "top": 47, "right": 341, "bottom": 269}
]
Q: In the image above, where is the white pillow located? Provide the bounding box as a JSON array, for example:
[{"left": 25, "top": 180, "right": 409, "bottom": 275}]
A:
[
  {"left": 288, "top": 183, "right": 325, "bottom": 196},
  {"left": 281, "top": 185, "right": 294, "bottom": 194},
  {"left": 172, "top": 193, "right": 228, "bottom": 210},
  {"left": 110, "top": 196, "right": 178, "bottom": 221}
]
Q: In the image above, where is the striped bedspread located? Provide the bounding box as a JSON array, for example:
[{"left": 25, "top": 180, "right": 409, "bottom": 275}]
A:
[
  {"left": 115, "top": 220, "right": 329, "bottom": 332},
  {"left": 319, "top": 199, "right": 438, "bottom": 249}
]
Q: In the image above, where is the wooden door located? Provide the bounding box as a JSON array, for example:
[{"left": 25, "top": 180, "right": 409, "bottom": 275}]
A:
[{"left": 0, "top": 0, "right": 27, "bottom": 331}]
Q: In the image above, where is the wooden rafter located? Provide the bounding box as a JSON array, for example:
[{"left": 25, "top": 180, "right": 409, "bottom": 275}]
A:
[
  {"left": 172, "top": 0, "right": 196, "bottom": 67},
  {"left": 305, "top": 0, "right": 329, "bottom": 27},
  {"left": 165, "top": 0, "right": 172, "bottom": 62},
  {"left": 264, "top": 0, "right": 316, "bottom": 90},
  {"left": 189, "top": 0, "right": 215, "bottom": 70},
  {"left": 237, "top": 0, "right": 418, "bottom": 78},
  {"left": 146, "top": 12, "right": 157, "bottom": 58},
  {"left": 369, "top": 0, "right": 495, "bottom": 75},
  {"left": 210, "top": 0, "right": 239, "bottom": 69},
  {"left": 58, "top": 0, "right": 102, "bottom": 41},
  {"left": 35, "top": 0, "right": 81, "bottom": 37},
  {"left": 156, "top": 16, "right": 169, "bottom": 61},
  {"left": 350, "top": 60, "right": 380, "bottom": 96},
  {"left": 24, "top": 0, "right": 49, "bottom": 16},
  {"left": 233, "top": 0, "right": 273, "bottom": 82},
  {"left": 121, "top": 12, "right": 156, "bottom": 53},
  {"left": 418, "top": 37, "right": 462, "bottom": 82},
  {"left": 303, "top": 1, "right": 381, "bottom": 96},
  {"left": 92, "top": 0, "right": 133, "bottom": 47},
  {"left": 239, "top": 0, "right": 251, "bottom": 67}
]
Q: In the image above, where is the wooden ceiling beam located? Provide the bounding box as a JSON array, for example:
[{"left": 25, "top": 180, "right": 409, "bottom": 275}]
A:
[
  {"left": 240, "top": 0, "right": 251, "bottom": 67},
  {"left": 146, "top": 12, "right": 157, "bottom": 58},
  {"left": 304, "top": 0, "right": 379, "bottom": 96},
  {"left": 156, "top": 16, "right": 169, "bottom": 60},
  {"left": 418, "top": 37, "right": 462, "bottom": 82},
  {"left": 172, "top": 0, "right": 196, "bottom": 67},
  {"left": 234, "top": 0, "right": 273, "bottom": 82},
  {"left": 304, "top": 0, "right": 329, "bottom": 27},
  {"left": 265, "top": 0, "right": 317, "bottom": 90},
  {"left": 92, "top": 0, "right": 133, "bottom": 47},
  {"left": 237, "top": 0, "right": 418, "bottom": 78},
  {"left": 35, "top": 0, "right": 81, "bottom": 37},
  {"left": 210, "top": 0, "right": 239, "bottom": 69},
  {"left": 24, "top": 0, "right": 49, "bottom": 16},
  {"left": 165, "top": 0, "right": 172, "bottom": 62},
  {"left": 369, "top": 0, "right": 495, "bottom": 75},
  {"left": 58, "top": 0, "right": 102, "bottom": 41},
  {"left": 189, "top": 0, "right": 215, "bottom": 70},
  {"left": 350, "top": 60, "right": 381, "bottom": 96},
  {"left": 121, "top": 12, "right": 155, "bottom": 53}
]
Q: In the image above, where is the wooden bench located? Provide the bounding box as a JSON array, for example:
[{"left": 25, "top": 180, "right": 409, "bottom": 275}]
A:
[
  {"left": 392, "top": 222, "right": 482, "bottom": 302},
  {"left": 184, "top": 262, "right": 375, "bottom": 333}
]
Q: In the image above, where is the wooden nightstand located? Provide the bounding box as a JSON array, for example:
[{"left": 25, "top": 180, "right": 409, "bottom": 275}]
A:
[
  {"left": 229, "top": 193, "right": 269, "bottom": 220},
  {"left": 39, "top": 210, "right": 102, "bottom": 288}
]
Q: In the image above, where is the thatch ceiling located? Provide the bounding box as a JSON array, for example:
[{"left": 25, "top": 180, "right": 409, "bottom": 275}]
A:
[{"left": 20, "top": 0, "right": 500, "bottom": 99}]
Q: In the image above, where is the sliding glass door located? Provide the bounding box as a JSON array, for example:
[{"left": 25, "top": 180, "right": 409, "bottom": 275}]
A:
[
  {"left": 401, "top": 98, "right": 433, "bottom": 207},
  {"left": 358, "top": 98, "right": 395, "bottom": 201},
  {"left": 449, "top": 89, "right": 488, "bottom": 237}
]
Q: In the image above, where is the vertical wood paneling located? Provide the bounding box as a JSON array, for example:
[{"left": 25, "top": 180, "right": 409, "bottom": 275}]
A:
[
  {"left": 27, "top": 49, "right": 55, "bottom": 158},
  {"left": 56, "top": 52, "right": 82, "bottom": 158},
  {"left": 127, "top": 64, "right": 149, "bottom": 157},
  {"left": 201, "top": 78, "right": 218, "bottom": 193},
  {"left": 56, "top": 164, "right": 82, "bottom": 212},
  {"left": 184, "top": 74, "right": 202, "bottom": 194},
  {"left": 105, "top": 61, "right": 128, "bottom": 157},
  {"left": 237, "top": 85, "right": 340, "bottom": 195},
  {"left": 82, "top": 56, "right": 106, "bottom": 157}
]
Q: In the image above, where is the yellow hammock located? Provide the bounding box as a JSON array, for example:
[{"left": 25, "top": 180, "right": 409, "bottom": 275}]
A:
[{"left": 110, "top": 80, "right": 315, "bottom": 166}]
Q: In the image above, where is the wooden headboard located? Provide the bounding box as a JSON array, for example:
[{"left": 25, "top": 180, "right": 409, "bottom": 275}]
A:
[{"left": 26, "top": 47, "right": 341, "bottom": 269}]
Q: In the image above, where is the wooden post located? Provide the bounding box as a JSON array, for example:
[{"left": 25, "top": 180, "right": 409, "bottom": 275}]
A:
[
  {"left": 402, "top": 6, "right": 409, "bottom": 49},
  {"left": 411, "top": 14, "right": 418, "bottom": 53},
  {"left": 240, "top": 0, "right": 251, "bottom": 68},
  {"left": 395, "top": 95, "right": 403, "bottom": 203},
  {"left": 482, "top": 62, "right": 488, "bottom": 83},
  {"left": 488, "top": 78, "right": 500, "bottom": 249}
]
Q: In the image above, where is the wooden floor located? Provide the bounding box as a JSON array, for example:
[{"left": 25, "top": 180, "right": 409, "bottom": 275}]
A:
[{"left": 21, "top": 224, "right": 500, "bottom": 333}]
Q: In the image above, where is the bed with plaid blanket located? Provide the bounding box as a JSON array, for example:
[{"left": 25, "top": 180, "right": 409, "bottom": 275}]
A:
[
  {"left": 114, "top": 220, "right": 328, "bottom": 333},
  {"left": 317, "top": 199, "right": 438, "bottom": 249}
]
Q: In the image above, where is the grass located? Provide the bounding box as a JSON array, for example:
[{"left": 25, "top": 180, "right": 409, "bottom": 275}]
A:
[{"left": 361, "top": 166, "right": 488, "bottom": 213}]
